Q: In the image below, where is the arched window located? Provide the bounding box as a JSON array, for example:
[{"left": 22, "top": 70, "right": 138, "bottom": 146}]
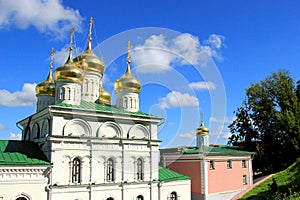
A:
[
  {"left": 123, "top": 97, "right": 128, "bottom": 109},
  {"left": 106, "top": 158, "right": 115, "bottom": 182},
  {"left": 136, "top": 195, "right": 144, "bottom": 200},
  {"left": 170, "top": 191, "right": 177, "bottom": 200},
  {"left": 106, "top": 198, "right": 114, "bottom": 200},
  {"left": 66, "top": 87, "right": 71, "bottom": 100},
  {"left": 60, "top": 87, "right": 65, "bottom": 100},
  {"left": 137, "top": 158, "right": 144, "bottom": 181},
  {"left": 16, "top": 198, "right": 28, "bottom": 200},
  {"left": 72, "top": 157, "right": 81, "bottom": 183},
  {"left": 15, "top": 193, "right": 30, "bottom": 200}
]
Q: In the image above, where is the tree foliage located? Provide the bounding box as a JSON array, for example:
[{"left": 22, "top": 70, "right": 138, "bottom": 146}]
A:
[{"left": 228, "top": 69, "right": 300, "bottom": 173}]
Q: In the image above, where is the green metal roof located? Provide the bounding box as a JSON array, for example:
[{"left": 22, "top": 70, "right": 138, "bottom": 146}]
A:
[
  {"left": 51, "top": 100, "right": 158, "bottom": 119},
  {"left": 159, "top": 166, "right": 190, "bottom": 181},
  {"left": 0, "top": 140, "right": 50, "bottom": 165},
  {"left": 164, "top": 145, "right": 254, "bottom": 155}
]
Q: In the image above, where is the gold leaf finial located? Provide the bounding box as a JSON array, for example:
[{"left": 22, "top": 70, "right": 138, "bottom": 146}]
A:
[
  {"left": 69, "top": 27, "right": 75, "bottom": 50},
  {"left": 200, "top": 112, "right": 205, "bottom": 126},
  {"left": 67, "top": 27, "right": 75, "bottom": 61},
  {"left": 49, "top": 48, "right": 54, "bottom": 70},
  {"left": 88, "top": 17, "right": 94, "bottom": 50},
  {"left": 127, "top": 41, "right": 131, "bottom": 66}
]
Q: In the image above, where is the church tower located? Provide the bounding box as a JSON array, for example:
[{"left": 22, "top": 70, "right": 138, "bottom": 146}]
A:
[
  {"left": 196, "top": 114, "right": 210, "bottom": 147},
  {"left": 35, "top": 48, "right": 56, "bottom": 112},
  {"left": 54, "top": 28, "right": 84, "bottom": 105},
  {"left": 73, "top": 17, "right": 105, "bottom": 103},
  {"left": 114, "top": 41, "right": 141, "bottom": 112}
]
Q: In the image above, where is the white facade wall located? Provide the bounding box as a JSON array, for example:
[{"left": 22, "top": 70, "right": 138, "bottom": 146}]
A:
[
  {"left": 160, "top": 180, "right": 191, "bottom": 200},
  {"left": 0, "top": 166, "right": 49, "bottom": 200}
]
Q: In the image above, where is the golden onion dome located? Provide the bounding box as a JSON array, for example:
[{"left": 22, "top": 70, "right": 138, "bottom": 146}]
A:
[
  {"left": 73, "top": 17, "right": 105, "bottom": 74},
  {"left": 99, "top": 82, "right": 111, "bottom": 104},
  {"left": 54, "top": 28, "right": 84, "bottom": 83},
  {"left": 196, "top": 121, "right": 209, "bottom": 135},
  {"left": 36, "top": 49, "right": 56, "bottom": 96},
  {"left": 73, "top": 48, "right": 105, "bottom": 74},
  {"left": 114, "top": 41, "right": 141, "bottom": 94}
]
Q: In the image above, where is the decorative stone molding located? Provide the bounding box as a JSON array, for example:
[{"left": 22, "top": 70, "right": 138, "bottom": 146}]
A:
[
  {"left": 97, "top": 121, "right": 123, "bottom": 138},
  {"left": 127, "top": 124, "right": 150, "bottom": 139},
  {"left": 63, "top": 118, "right": 92, "bottom": 137}
]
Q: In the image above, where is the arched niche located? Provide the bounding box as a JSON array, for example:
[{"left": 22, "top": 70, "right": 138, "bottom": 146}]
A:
[
  {"left": 97, "top": 121, "right": 122, "bottom": 138},
  {"left": 41, "top": 118, "right": 50, "bottom": 137},
  {"left": 24, "top": 127, "right": 31, "bottom": 140},
  {"left": 32, "top": 123, "right": 40, "bottom": 139},
  {"left": 127, "top": 124, "right": 150, "bottom": 139},
  {"left": 63, "top": 118, "right": 92, "bottom": 137}
]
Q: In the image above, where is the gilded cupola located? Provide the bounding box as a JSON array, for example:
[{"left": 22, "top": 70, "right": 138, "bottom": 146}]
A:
[
  {"left": 196, "top": 114, "right": 209, "bottom": 135},
  {"left": 36, "top": 48, "right": 56, "bottom": 96},
  {"left": 54, "top": 28, "right": 84, "bottom": 83},
  {"left": 99, "top": 82, "right": 111, "bottom": 104},
  {"left": 114, "top": 41, "right": 141, "bottom": 94},
  {"left": 73, "top": 17, "right": 105, "bottom": 74}
]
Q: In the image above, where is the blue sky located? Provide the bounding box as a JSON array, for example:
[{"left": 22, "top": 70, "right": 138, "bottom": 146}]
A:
[{"left": 0, "top": 0, "right": 300, "bottom": 148}]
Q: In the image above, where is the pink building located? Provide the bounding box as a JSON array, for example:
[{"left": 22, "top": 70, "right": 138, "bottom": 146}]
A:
[{"left": 160, "top": 121, "right": 254, "bottom": 200}]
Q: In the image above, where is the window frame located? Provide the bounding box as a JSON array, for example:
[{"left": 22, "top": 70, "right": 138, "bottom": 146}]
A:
[
  {"left": 72, "top": 157, "right": 81, "bottom": 183},
  {"left": 136, "top": 158, "right": 144, "bottom": 181},
  {"left": 170, "top": 191, "right": 177, "bottom": 200},
  {"left": 106, "top": 158, "right": 115, "bottom": 182},
  {"left": 227, "top": 160, "right": 232, "bottom": 169},
  {"left": 136, "top": 195, "right": 144, "bottom": 200},
  {"left": 209, "top": 160, "right": 215, "bottom": 170},
  {"left": 243, "top": 175, "right": 248, "bottom": 185},
  {"left": 242, "top": 160, "right": 247, "bottom": 168}
]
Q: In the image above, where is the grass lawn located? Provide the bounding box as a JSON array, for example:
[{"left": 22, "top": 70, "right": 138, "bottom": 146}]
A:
[{"left": 240, "top": 158, "right": 300, "bottom": 200}]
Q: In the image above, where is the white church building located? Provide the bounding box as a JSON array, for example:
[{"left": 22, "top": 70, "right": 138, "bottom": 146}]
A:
[{"left": 0, "top": 19, "right": 191, "bottom": 200}]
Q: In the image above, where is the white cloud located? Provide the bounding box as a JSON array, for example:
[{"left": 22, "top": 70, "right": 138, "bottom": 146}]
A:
[
  {"left": 159, "top": 91, "right": 199, "bottom": 109},
  {"left": 0, "top": 0, "right": 83, "bottom": 39},
  {"left": 9, "top": 132, "right": 22, "bottom": 140},
  {"left": 54, "top": 46, "right": 69, "bottom": 66},
  {"left": 210, "top": 116, "right": 231, "bottom": 124},
  {"left": 132, "top": 35, "right": 173, "bottom": 73},
  {"left": 0, "top": 83, "right": 37, "bottom": 106},
  {"left": 0, "top": 124, "right": 5, "bottom": 130},
  {"left": 53, "top": 45, "right": 83, "bottom": 66},
  {"left": 189, "top": 81, "right": 216, "bottom": 91},
  {"left": 132, "top": 33, "right": 225, "bottom": 73},
  {"left": 179, "top": 130, "right": 195, "bottom": 139},
  {"left": 171, "top": 33, "right": 202, "bottom": 65},
  {"left": 204, "top": 34, "right": 225, "bottom": 49}
]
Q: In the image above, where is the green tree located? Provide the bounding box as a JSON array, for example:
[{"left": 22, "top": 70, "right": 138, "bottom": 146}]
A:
[{"left": 228, "top": 69, "right": 300, "bottom": 173}]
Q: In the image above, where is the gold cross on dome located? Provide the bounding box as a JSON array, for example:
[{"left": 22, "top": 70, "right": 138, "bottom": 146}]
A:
[
  {"left": 49, "top": 48, "right": 54, "bottom": 69},
  {"left": 127, "top": 41, "right": 131, "bottom": 64}
]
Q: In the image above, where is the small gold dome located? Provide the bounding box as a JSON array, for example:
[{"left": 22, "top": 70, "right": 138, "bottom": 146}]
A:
[
  {"left": 36, "top": 49, "right": 56, "bottom": 96},
  {"left": 196, "top": 121, "right": 209, "bottom": 135},
  {"left": 54, "top": 56, "right": 84, "bottom": 83},
  {"left": 114, "top": 41, "right": 141, "bottom": 94},
  {"left": 114, "top": 65, "right": 141, "bottom": 94},
  {"left": 99, "top": 82, "right": 111, "bottom": 104},
  {"left": 54, "top": 28, "right": 84, "bottom": 84}
]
